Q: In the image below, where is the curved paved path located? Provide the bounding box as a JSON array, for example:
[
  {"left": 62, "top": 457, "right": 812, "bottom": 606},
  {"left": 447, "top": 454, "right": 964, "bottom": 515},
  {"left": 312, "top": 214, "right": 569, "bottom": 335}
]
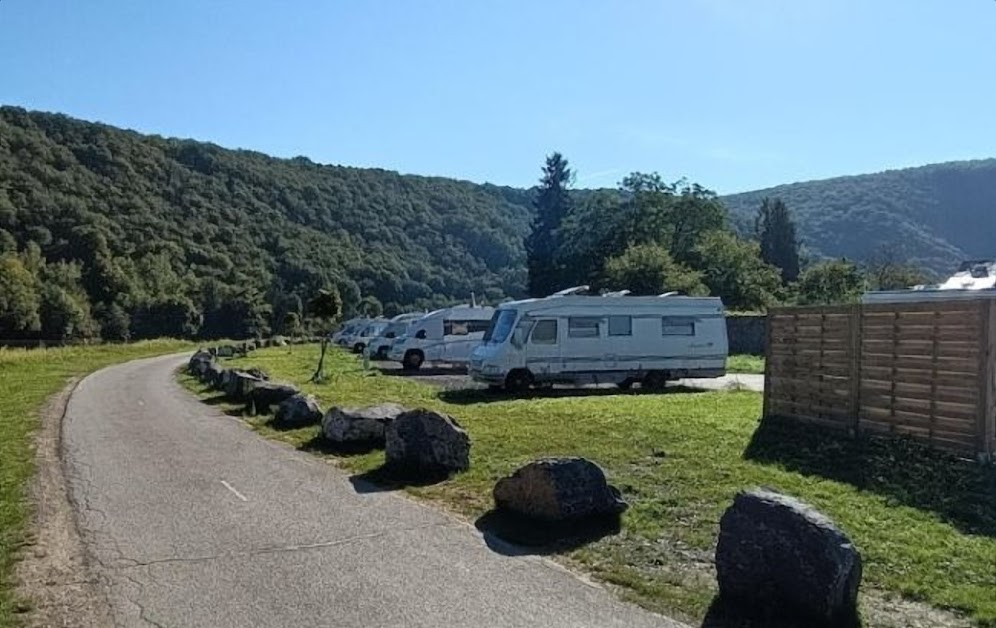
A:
[{"left": 63, "top": 354, "right": 683, "bottom": 627}]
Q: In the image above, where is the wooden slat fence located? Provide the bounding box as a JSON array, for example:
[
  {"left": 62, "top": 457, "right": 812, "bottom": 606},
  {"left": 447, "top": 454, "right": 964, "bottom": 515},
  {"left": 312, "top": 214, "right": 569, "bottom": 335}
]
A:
[{"left": 764, "top": 299, "right": 996, "bottom": 459}]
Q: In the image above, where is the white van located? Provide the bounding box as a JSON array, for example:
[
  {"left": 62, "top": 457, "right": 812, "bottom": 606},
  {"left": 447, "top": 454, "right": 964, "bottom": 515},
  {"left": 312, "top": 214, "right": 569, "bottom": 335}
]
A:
[
  {"left": 331, "top": 318, "right": 368, "bottom": 346},
  {"left": 342, "top": 318, "right": 389, "bottom": 353},
  {"left": 388, "top": 305, "right": 495, "bottom": 370},
  {"left": 469, "top": 295, "right": 727, "bottom": 391},
  {"left": 368, "top": 313, "right": 426, "bottom": 360}
]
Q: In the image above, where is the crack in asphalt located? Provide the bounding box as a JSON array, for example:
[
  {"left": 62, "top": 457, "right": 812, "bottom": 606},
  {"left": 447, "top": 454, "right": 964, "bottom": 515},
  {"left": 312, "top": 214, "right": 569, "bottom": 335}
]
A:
[{"left": 116, "top": 520, "right": 457, "bottom": 571}]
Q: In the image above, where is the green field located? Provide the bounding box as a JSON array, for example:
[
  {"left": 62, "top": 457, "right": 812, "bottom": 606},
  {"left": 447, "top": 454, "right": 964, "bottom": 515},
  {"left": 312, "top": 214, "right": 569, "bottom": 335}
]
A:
[
  {"left": 0, "top": 340, "right": 193, "bottom": 626},
  {"left": 185, "top": 345, "right": 993, "bottom": 627},
  {"left": 726, "top": 354, "right": 765, "bottom": 374}
]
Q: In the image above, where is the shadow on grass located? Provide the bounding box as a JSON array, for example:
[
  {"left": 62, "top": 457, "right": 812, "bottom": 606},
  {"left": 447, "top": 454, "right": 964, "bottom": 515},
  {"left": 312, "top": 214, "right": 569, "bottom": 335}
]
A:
[
  {"left": 298, "top": 434, "right": 382, "bottom": 457},
  {"left": 200, "top": 393, "right": 246, "bottom": 418},
  {"left": 473, "top": 509, "right": 622, "bottom": 556},
  {"left": 378, "top": 365, "right": 469, "bottom": 378},
  {"left": 439, "top": 384, "right": 702, "bottom": 405},
  {"left": 744, "top": 415, "right": 996, "bottom": 538},
  {"left": 700, "top": 595, "right": 860, "bottom": 628},
  {"left": 347, "top": 465, "right": 453, "bottom": 494}
]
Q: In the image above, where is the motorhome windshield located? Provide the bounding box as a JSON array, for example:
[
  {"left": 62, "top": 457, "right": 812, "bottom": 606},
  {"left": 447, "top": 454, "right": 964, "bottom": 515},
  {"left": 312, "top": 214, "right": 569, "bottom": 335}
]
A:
[{"left": 484, "top": 309, "right": 517, "bottom": 344}]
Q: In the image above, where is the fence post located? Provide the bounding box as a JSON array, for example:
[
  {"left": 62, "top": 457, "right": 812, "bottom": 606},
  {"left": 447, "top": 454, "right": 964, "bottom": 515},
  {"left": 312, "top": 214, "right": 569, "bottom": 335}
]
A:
[
  {"left": 848, "top": 303, "right": 861, "bottom": 435},
  {"left": 979, "top": 299, "right": 996, "bottom": 461}
]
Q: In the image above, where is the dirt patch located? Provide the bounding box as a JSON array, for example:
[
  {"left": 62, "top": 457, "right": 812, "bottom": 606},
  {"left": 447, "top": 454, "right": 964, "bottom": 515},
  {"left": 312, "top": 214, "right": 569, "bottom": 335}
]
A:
[{"left": 13, "top": 378, "right": 113, "bottom": 627}]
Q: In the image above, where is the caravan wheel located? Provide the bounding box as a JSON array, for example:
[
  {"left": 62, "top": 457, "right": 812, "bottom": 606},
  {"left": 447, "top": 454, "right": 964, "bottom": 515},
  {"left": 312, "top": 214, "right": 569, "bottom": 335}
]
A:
[
  {"left": 643, "top": 371, "right": 668, "bottom": 391},
  {"left": 504, "top": 369, "right": 533, "bottom": 394},
  {"left": 402, "top": 350, "right": 424, "bottom": 371}
]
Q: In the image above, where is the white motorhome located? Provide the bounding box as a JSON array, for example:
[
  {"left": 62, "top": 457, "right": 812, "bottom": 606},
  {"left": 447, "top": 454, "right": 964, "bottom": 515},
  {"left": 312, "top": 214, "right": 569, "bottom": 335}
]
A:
[
  {"left": 368, "top": 312, "right": 426, "bottom": 359},
  {"left": 469, "top": 294, "right": 727, "bottom": 392},
  {"left": 331, "top": 318, "right": 368, "bottom": 345},
  {"left": 342, "top": 318, "right": 389, "bottom": 353},
  {"left": 863, "top": 260, "right": 996, "bottom": 304},
  {"left": 388, "top": 305, "right": 495, "bottom": 370}
]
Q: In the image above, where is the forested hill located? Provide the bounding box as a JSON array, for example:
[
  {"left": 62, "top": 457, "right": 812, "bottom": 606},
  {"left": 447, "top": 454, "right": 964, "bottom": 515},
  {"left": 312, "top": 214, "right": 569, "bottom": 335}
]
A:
[
  {"left": 0, "top": 106, "right": 533, "bottom": 340},
  {"left": 722, "top": 160, "right": 996, "bottom": 274}
]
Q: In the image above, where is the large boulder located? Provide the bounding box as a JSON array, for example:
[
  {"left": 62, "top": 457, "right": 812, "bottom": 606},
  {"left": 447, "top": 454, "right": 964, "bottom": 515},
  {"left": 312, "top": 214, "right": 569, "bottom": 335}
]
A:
[
  {"left": 322, "top": 403, "right": 409, "bottom": 445},
  {"left": 202, "top": 361, "right": 223, "bottom": 385},
  {"left": 716, "top": 489, "right": 862, "bottom": 625},
  {"left": 274, "top": 394, "right": 323, "bottom": 428},
  {"left": 493, "top": 457, "right": 628, "bottom": 522},
  {"left": 245, "top": 382, "right": 300, "bottom": 414},
  {"left": 385, "top": 409, "right": 470, "bottom": 476},
  {"left": 214, "top": 368, "right": 234, "bottom": 391},
  {"left": 245, "top": 367, "right": 270, "bottom": 381},
  {"left": 188, "top": 350, "right": 213, "bottom": 376},
  {"left": 224, "top": 370, "right": 264, "bottom": 401},
  {"left": 216, "top": 345, "right": 237, "bottom": 358}
]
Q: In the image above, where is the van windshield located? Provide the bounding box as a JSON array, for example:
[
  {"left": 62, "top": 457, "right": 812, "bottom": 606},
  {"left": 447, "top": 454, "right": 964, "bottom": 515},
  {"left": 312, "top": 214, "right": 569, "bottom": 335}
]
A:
[{"left": 484, "top": 310, "right": 517, "bottom": 344}]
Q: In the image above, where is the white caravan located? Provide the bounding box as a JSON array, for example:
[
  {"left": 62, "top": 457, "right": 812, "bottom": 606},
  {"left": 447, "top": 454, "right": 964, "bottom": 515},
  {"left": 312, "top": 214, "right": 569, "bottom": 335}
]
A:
[
  {"left": 863, "top": 260, "right": 996, "bottom": 304},
  {"left": 342, "top": 318, "right": 389, "bottom": 353},
  {"left": 331, "top": 318, "right": 368, "bottom": 345},
  {"left": 469, "top": 295, "right": 727, "bottom": 392},
  {"left": 388, "top": 305, "right": 495, "bottom": 370},
  {"left": 368, "top": 312, "right": 426, "bottom": 359}
]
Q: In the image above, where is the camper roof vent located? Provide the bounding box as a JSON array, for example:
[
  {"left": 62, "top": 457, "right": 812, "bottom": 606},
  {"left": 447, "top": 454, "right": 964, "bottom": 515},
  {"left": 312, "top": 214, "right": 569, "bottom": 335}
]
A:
[
  {"left": 658, "top": 291, "right": 681, "bottom": 297},
  {"left": 603, "top": 290, "right": 631, "bottom": 297},
  {"left": 550, "top": 285, "right": 590, "bottom": 297}
]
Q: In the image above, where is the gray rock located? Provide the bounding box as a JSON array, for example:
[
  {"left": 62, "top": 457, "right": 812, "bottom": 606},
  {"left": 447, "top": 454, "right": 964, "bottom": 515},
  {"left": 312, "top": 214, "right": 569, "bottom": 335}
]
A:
[
  {"left": 271, "top": 336, "right": 288, "bottom": 347},
  {"left": 493, "top": 457, "right": 627, "bottom": 522},
  {"left": 385, "top": 409, "right": 470, "bottom": 476},
  {"left": 216, "top": 345, "right": 237, "bottom": 358},
  {"left": 214, "top": 368, "right": 234, "bottom": 391},
  {"left": 245, "top": 382, "right": 299, "bottom": 414},
  {"left": 188, "top": 350, "right": 213, "bottom": 375},
  {"left": 322, "top": 403, "right": 409, "bottom": 445},
  {"left": 274, "top": 394, "right": 323, "bottom": 428},
  {"left": 245, "top": 367, "right": 269, "bottom": 381},
  {"left": 224, "top": 370, "right": 264, "bottom": 401},
  {"left": 715, "top": 488, "right": 862, "bottom": 624},
  {"left": 202, "top": 361, "right": 223, "bottom": 385}
]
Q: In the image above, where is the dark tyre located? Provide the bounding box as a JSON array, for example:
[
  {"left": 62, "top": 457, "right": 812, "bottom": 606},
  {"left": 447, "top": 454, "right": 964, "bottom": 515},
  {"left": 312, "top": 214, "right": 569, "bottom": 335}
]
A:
[
  {"left": 617, "top": 378, "right": 634, "bottom": 391},
  {"left": 643, "top": 371, "right": 668, "bottom": 391},
  {"left": 352, "top": 343, "right": 365, "bottom": 354},
  {"left": 375, "top": 346, "right": 389, "bottom": 360},
  {"left": 504, "top": 369, "right": 533, "bottom": 394},
  {"left": 403, "top": 350, "right": 424, "bottom": 371}
]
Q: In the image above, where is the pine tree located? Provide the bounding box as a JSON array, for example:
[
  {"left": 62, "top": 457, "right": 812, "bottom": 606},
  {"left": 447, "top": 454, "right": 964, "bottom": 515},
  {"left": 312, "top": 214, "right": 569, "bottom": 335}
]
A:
[
  {"left": 755, "top": 197, "right": 801, "bottom": 284},
  {"left": 525, "top": 153, "right": 573, "bottom": 297}
]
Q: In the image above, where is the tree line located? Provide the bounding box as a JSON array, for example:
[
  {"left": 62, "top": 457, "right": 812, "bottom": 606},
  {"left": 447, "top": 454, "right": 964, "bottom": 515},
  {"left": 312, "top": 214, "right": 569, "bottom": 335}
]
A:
[{"left": 524, "top": 153, "right": 928, "bottom": 310}]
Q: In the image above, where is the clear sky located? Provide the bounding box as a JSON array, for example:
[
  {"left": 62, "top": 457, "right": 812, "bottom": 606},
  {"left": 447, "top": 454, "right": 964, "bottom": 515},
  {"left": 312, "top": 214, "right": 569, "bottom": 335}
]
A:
[{"left": 1, "top": 1, "right": 994, "bottom": 193}]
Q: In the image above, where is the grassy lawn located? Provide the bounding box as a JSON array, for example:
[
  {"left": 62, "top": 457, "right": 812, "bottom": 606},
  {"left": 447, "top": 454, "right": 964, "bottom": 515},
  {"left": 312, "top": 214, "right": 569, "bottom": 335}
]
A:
[
  {"left": 187, "top": 345, "right": 993, "bottom": 627},
  {"left": 0, "top": 340, "right": 194, "bottom": 627},
  {"left": 726, "top": 354, "right": 765, "bottom": 374}
]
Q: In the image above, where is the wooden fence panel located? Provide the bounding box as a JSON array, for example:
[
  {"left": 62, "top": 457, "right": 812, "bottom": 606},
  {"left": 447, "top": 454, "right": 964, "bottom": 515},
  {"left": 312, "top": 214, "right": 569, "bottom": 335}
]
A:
[{"left": 764, "top": 298, "right": 996, "bottom": 459}]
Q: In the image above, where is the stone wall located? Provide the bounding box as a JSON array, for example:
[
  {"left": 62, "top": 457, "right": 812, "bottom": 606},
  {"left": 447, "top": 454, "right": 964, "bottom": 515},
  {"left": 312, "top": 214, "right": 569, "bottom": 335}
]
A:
[{"left": 727, "top": 315, "right": 766, "bottom": 356}]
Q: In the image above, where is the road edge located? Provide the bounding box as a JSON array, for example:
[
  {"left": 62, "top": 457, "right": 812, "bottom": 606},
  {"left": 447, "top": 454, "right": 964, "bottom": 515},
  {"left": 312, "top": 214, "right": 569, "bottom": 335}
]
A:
[{"left": 13, "top": 376, "right": 114, "bottom": 628}]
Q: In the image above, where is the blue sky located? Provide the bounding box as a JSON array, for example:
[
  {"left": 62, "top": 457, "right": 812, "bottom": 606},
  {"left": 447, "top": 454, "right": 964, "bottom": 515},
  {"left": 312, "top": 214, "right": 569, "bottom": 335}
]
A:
[{"left": 1, "top": 0, "right": 994, "bottom": 193}]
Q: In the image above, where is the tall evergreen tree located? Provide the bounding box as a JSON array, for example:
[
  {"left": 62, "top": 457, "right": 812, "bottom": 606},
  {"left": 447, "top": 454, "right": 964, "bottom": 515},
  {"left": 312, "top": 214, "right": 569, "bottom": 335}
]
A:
[
  {"left": 755, "top": 197, "right": 801, "bottom": 284},
  {"left": 526, "top": 153, "right": 573, "bottom": 297}
]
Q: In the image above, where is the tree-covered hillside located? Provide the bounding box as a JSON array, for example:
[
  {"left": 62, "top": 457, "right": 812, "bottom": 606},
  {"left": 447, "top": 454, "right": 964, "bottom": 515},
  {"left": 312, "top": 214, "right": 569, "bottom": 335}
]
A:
[
  {"left": 722, "top": 160, "right": 996, "bottom": 274},
  {"left": 0, "top": 107, "right": 533, "bottom": 340}
]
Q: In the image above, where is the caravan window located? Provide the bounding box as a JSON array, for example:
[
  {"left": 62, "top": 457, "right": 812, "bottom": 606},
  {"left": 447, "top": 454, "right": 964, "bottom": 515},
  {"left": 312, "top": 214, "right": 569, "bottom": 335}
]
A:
[
  {"left": 568, "top": 317, "right": 600, "bottom": 338},
  {"left": 531, "top": 320, "right": 558, "bottom": 344},
  {"left": 467, "top": 320, "right": 491, "bottom": 334},
  {"left": 662, "top": 316, "right": 695, "bottom": 336},
  {"left": 444, "top": 321, "right": 469, "bottom": 336},
  {"left": 608, "top": 315, "right": 632, "bottom": 336}
]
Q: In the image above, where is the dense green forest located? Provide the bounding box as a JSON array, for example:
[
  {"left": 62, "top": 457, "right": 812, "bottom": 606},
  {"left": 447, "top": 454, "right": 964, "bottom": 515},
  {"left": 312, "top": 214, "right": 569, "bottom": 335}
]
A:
[
  {"left": 1, "top": 106, "right": 991, "bottom": 341},
  {"left": 0, "top": 107, "right": 533, "bottom": 341},
  {"left": 722, "top": 160, "right": 996, "bottom": 274}
]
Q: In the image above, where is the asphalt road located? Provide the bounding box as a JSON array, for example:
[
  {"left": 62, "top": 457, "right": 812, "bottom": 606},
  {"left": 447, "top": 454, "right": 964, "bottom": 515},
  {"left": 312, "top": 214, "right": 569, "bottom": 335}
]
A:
[{"left": 63, "top": 354, "right": 684, "bottom": 628}]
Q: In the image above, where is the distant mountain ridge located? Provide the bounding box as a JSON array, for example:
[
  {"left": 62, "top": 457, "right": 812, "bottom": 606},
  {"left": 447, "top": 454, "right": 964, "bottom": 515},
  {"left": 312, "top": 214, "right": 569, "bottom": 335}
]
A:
[{"left": 721, "top": 159, "right": 996, "bottom": 275}]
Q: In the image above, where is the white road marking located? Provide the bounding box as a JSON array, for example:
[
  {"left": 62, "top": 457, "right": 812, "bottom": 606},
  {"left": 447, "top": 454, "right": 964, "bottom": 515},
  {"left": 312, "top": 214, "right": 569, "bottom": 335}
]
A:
[{"left": 219, "top": 480, "right": 248, "bottom": 502}]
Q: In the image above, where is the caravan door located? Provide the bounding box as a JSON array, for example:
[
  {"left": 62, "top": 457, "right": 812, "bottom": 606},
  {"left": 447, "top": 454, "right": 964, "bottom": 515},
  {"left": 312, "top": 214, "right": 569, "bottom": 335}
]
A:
[{"left": 524, "top": 318, "right": 561, "bottom": 379}]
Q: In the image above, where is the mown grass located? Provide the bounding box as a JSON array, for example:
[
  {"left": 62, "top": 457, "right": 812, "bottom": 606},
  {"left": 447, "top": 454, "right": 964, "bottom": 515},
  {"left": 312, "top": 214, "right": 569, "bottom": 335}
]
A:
[
  {"left": 0, "top": 340, "right": 194, "bottom": 627},
  {"left": 188, "top": 346, "right": 993, "bottom": 627},
  {"left": 726, "top": 354, "right": 765, "bottom": 374}
]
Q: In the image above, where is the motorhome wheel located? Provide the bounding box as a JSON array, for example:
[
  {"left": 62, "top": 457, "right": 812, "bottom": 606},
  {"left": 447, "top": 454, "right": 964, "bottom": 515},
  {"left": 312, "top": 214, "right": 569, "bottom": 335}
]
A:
[
  {"left": 403, "top": 350, "right": 424, "bottom": 371},
  {"left": 504, "top": 369, "right": 533, "bottom": 394},
  {"left": 643, "top": 371, "right": 667, "bottom": 391}
]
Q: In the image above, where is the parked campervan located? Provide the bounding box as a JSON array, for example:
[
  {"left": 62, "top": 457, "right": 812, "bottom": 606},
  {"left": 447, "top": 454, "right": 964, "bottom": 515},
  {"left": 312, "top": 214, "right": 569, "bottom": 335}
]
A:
[
  {"left": 342, "top": 318, "right": 389, "bottom": 353},
  {"left": 388, "top": 305, "right": 495, "bottom": 370},
  {"left": 863, "top": 260, "right": 996, "bottom": 303},
  {"left": 368, "top": 312, "right": 426, "bottom": 359},
  {"left": 331, "top": 318, "right": 367, "bottom": 345},
  {"left": 469, "top": 294, "right": 727, "bottom": 392}
]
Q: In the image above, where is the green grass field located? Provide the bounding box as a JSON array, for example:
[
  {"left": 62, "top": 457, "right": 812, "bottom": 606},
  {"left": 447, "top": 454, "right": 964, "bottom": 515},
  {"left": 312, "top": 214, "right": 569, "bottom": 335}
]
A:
[
  {"left": 0, "top": 340, "right": 193, "bottom": 626},
  {"left": 185, "top": 345, "right": 995, "bottom": 627},
  {"left": 726, "top": 354, "right": 765, "bottom": 374}
]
